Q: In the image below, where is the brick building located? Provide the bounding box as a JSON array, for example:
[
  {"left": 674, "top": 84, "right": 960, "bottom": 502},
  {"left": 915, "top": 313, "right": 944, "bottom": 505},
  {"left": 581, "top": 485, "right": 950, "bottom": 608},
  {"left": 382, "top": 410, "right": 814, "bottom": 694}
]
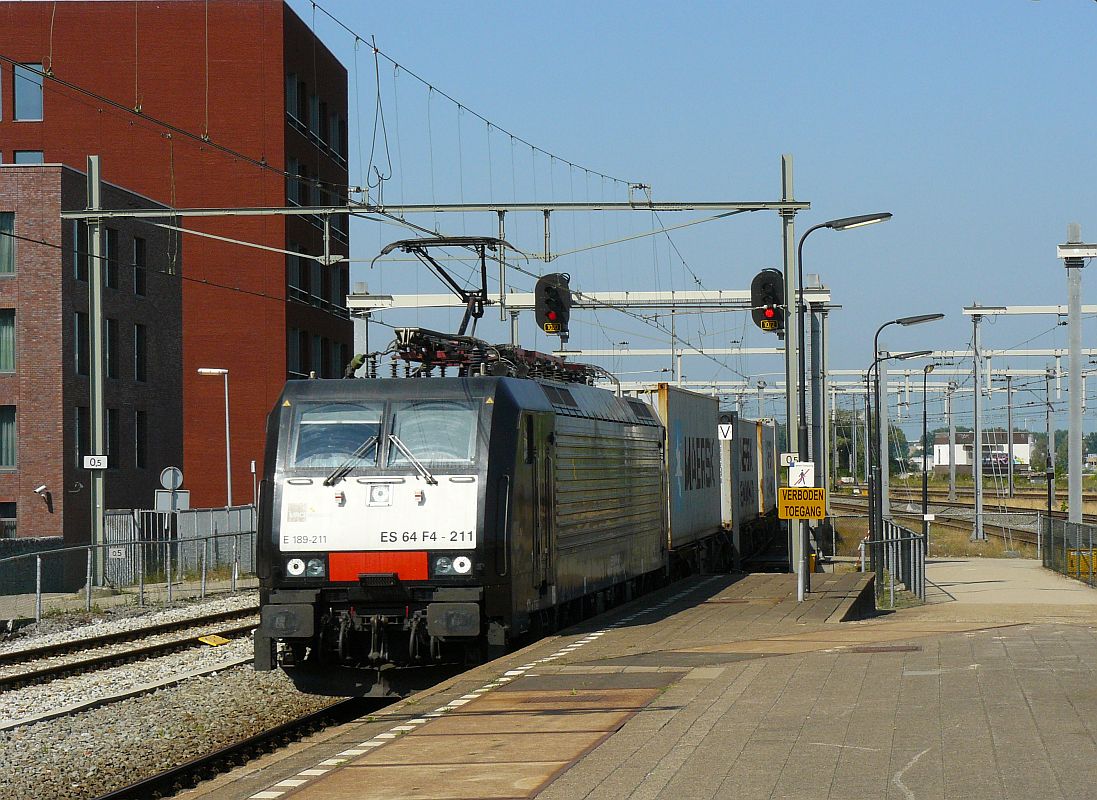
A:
[
  {"left": 0, "top": 0, "right": 351, "bottom": 515},
  {"left": 0, "top": 163, "right": 182, "bottom": 540}
]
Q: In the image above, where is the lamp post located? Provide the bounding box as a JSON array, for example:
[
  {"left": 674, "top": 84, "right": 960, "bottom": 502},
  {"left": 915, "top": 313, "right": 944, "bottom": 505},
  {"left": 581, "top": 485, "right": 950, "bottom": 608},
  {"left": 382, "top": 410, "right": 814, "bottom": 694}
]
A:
[
  {"left": 795, "top": 212, "right": 891, "bottom": 598},
  {"left": 866, "top": 345, "right": 934, "bottom": 593},
  {"left": 796, "top": 213, "right": 892, "bottom": 465},
  {"left": 198, "top": 368, "right": 232, "bottom": 507},
  {"left": 921, "top": 363, "right": 935, "bottom": 543}
]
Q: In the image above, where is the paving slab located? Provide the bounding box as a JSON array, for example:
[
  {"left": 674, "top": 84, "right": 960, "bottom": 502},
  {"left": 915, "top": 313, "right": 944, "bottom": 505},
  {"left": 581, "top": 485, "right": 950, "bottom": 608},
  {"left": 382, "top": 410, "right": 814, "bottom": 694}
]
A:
[{"left": 181, "top": 564, "right": 1097, "bottom": 800}]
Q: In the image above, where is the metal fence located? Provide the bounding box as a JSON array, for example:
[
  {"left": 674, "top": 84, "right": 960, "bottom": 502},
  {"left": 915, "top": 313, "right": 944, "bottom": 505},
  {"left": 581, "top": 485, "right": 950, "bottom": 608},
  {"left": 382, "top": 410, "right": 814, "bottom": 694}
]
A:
[
  {"left": 0, "top": 505, "right": 256, "bottom": 624},
  {"left": 1041, "top": 515, "right": 1097, "bottom": 588},
  {"left": 865, "top": 519, "right": 927, "bottom": 608}
]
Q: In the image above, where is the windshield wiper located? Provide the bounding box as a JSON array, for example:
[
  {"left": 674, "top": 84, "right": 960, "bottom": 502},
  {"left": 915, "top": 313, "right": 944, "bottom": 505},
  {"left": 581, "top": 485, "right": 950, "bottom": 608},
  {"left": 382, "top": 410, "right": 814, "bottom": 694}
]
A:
[
  {"left": 388, "top": 434, "right": 438, "bottom": 485},
  {"left": 323, "top": 435, "right": 378, "bottom": 486}
]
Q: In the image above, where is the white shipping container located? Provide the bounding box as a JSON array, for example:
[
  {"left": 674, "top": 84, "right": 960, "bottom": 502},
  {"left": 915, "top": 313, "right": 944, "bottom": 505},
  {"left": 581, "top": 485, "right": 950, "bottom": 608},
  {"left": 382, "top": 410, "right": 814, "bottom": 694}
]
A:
[{"left": 635, "top": 384, "right": 722, "bottom": 550}]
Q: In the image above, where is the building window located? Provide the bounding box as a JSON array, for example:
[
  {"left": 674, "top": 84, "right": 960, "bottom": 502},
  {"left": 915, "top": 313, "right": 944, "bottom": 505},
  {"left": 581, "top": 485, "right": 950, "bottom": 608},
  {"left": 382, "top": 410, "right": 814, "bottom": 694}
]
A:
[
  {"left": 14, "top": 64, "right": 44, "bottom": 121},
  {"left": 297, "top": 163, "right": 310, "bottom": 206},
  {"left": 133, "top": 323, "right": 147, "bottom": 382},
  {"left": 309, "top": 93, "right": 320, "bottom": 136},
  {"left": 311, "top": 335, "right": 322, "bottom": 377},
  {"left": 102, "top": 228, "right": 118, "bottom": 289},
  {"left": 287, "top": 245, "right": 307, "bottom": 302},
  {"left": 299, "top": 329, "right": 309, "bottom": 374},
  {"left": 104, "top": 228, "right": 119, "bottom": 288},
  {"left": 328, "top": 111, "right": 339, "bottom": 154},
  {"left": 310, "top": 260, "right": 323, "bottom": 307},
  {"left": 0, "top": 406, "right": 15, "bottom": 468},
  {"left": 286, "top": 157, "right": 300, "bottom": 205},
  {"left": 105, "top": 317, "right": 119, "bottom": 379},
  {"left": 134, "top": 409, "right": 147, "bottom": 469},
  {"left": 0, "top": 309, "right": 14, "bottom": 371},
  {"left": 0, "top": 502, "right": 14, "bottom": 539},
  {"left": 133, "top": 236, "right": 146, "bottom": 295},
  {"left": 106, "top": 408, "right": 120, "bottom": 469},
  {"left": 13, "top": 151, "right": 43, "bottom": 164},
  {"left": 296, "top": 78, "right": 308, "bottom": 122},
  {"left": 287, "top": 327, "right": 301, "bottom": 377},
  {"left": 76, "top": 406, "right": 89, "bottom": 467},
  {"left": 73, "top": 221, "right": 88, "bottom": 281},
  {"left": 0, "top": 212, "right": 13, "bottom": 274},
  {"left": 285, "top": 73, "right": 299, "bottom": 121},
  {"left": 319, "top": 100, "right": 329, "bottom": 144},
  {"left": 75, "top": 311, "right": 89, "bottom": 375}
]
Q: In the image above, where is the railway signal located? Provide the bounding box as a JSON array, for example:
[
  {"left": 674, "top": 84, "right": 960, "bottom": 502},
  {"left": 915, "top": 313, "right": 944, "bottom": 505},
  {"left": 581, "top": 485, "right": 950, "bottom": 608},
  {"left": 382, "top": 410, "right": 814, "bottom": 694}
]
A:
[
  {"left": 750, "top": 268, "right": 784, "bottom": 334},
  {"left": 535, "top": 273, "right": 572, "bottom": 337}
]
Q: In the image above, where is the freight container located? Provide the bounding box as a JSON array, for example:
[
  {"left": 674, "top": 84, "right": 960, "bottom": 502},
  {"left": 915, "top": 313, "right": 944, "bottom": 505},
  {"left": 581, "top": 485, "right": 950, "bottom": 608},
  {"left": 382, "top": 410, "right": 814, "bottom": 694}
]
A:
[{"left": 634, "top": 384, "right": 722, "bottom": 551}]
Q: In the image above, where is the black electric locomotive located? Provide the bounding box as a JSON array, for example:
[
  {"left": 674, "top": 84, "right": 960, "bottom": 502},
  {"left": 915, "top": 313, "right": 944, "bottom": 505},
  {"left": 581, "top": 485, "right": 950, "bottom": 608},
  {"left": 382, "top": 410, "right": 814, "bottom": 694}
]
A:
[{"left": 254, "top": 370, "right": 670, "bottom": 683}]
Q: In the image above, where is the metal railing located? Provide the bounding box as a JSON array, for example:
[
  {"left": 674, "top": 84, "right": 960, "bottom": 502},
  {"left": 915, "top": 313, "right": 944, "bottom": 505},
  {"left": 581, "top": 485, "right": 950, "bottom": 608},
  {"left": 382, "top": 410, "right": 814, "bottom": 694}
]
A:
[
  {"left": 865, "top": 519, "right": 927, "bottom": 608},
  {"left": 1041, "top": 515, "right": 1097, "bottom": 587},
  {"left": 0, "top": 506, "right": 256, "bottom": 624}
]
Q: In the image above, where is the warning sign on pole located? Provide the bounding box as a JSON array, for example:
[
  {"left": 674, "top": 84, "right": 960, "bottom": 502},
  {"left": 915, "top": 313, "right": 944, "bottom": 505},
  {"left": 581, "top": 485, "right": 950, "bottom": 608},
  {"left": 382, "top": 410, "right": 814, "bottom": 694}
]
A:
[{"left": 778, "top": 487, "right": 826, "bottom": 520}]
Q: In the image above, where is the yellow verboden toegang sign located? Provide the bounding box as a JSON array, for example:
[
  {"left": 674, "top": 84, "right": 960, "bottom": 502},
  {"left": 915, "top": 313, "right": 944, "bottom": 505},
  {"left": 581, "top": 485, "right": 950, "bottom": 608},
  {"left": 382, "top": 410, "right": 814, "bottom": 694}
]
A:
[{"left": 778, "top": 487, "right": 826, "bottom": 520}]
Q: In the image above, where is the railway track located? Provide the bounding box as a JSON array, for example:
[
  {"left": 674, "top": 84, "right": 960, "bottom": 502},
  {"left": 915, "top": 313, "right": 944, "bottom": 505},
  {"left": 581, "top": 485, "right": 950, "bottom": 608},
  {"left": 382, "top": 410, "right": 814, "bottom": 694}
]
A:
[
  {"left": 830, "top": 497, "right": 1039, "bottom": 548},
  {"left": 0, "top": 605, "right": 259, "bottom": 665},
  {"left": 0, "top": 617, "right": 257, "bottom": 691},
  {"left": 90, "top": 697, "right": 381, "bottom": 800}
]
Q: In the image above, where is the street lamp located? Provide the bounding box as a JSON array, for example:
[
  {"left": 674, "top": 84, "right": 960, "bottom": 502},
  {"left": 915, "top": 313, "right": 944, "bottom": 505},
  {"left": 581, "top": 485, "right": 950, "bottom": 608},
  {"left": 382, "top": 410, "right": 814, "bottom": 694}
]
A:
[
  {"left": 866, "top": 345, "right": 934, "bottom": 592},
  {"left": 796, "top": 213, "right": 892, "bottom": 464},
  {"left": 867, "top": 312, "right": 942, "bottom": 542},
  {"left": 921, "top": 363, "right": 935, "bottom": 543},
  {"left": 794, "top": 212, "right": 891, "bottom": 599},
  {"left": 197, "top": 367, "right": 232, "bottom": 507}
]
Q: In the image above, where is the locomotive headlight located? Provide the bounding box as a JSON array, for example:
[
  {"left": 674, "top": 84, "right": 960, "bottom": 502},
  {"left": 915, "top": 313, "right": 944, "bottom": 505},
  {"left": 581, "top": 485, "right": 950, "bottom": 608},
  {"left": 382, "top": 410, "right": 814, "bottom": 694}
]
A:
[
  {"left": 285, "top": 558, "right": 306, "bottom": 576},
  {"left": 368, "top": 483, "right": 392, "bottom": 506},
  {"left": 433, "top": 556, "right": 454, "bottom": 576},
  {"left": 452, "top": 556, "right": 472, "bottom": 574},
  {"left": 305, "top": 558, "right": 326, "bottom": 577}
]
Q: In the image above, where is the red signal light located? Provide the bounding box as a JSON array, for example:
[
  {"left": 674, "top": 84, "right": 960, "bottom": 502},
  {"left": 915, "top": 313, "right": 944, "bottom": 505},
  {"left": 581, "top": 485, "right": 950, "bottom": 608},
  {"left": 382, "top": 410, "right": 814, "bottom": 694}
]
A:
[
  {"left": 764, "top": 307, "right": 775, "bottom": 319},
  {"left": 547, "top": 310, "right": 557, "bottom": 321}
]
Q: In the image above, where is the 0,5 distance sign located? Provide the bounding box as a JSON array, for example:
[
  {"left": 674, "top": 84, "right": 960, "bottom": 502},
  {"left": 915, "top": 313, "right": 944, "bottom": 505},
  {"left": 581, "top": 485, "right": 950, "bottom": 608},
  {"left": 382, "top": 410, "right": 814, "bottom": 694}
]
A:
[
  {"left": 83, "top": 455, "right": 108, "bottom": 470},
  {"left": 778, "top": 487, "right": 826, "bottom": 520}
]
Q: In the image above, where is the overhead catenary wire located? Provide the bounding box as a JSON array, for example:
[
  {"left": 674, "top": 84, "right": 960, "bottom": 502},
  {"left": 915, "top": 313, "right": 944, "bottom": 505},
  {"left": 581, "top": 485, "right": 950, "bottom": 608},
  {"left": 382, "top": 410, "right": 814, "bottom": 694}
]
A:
[{"left": 306, "top": 0, "right": 637, "bottom": 189}]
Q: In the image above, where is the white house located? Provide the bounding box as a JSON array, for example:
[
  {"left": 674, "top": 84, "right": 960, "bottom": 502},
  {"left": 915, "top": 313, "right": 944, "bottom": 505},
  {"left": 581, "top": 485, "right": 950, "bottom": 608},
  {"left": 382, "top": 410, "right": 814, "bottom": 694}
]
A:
[{"left": 933, "top": 431, "right": 1034, "bottom": 476}]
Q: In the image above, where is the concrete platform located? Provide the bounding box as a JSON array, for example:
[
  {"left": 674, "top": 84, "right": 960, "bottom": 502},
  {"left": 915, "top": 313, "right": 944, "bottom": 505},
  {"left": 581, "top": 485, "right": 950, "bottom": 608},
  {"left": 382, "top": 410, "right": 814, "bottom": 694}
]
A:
[{"left": 181, "top": 565, "right": 1097, "bottom": 800}]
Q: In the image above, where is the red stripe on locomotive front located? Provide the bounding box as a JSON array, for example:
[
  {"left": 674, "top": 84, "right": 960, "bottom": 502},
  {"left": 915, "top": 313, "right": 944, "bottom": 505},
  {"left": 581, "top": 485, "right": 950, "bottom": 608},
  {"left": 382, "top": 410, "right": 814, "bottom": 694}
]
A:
[{"left": 328, "top": 552, "right": 429, "bottom": 582}]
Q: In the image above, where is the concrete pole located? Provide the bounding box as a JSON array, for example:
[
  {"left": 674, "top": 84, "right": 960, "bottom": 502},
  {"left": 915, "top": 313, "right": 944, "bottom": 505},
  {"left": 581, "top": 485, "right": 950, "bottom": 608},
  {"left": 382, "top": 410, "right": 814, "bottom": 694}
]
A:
[
  {"left": 810, "top": 308, "right": 825, "bottom": 488},
  {"left": 1046, "top": 368, "right": 1056, "bottom": 513},
  {"left": 863, "top": 392, "right": 871, "bottom": 485},
  {"left": 223, "top": 371, "right": 233, "bottom": 508},
  {"left": 972, "top": 314, "right": 985, "bottom": 540},
  {"left": 779, "top": 155, "right": 803, "bottom": 593},
  {"left": 878, "top": 360, "right": 891, "bottom": 521},
  {"left": 947, "top": 385, "right": 957, "bottom": 501},
  {"left": 850, "top": 392, "right": 858, "bottom": 484},
  {"left": 87, "top": 156, "right": 106, "bottom": 586},
  {"left": 497, "top": 211, "right": 507, "bottom": 321},
  {"left": 1006, "top": 374, "right": 1014, "bottom": 497},
  {"left": 1064, "top": 223, "right": 1085, "bottom": 524}
]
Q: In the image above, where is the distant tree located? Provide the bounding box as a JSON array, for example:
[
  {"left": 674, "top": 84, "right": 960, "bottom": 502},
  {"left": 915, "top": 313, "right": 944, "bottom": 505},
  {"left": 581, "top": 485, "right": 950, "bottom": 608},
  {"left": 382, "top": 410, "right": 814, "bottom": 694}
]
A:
[{"left": 1086, "top": 431, "right": 1097, "bottom": 456}]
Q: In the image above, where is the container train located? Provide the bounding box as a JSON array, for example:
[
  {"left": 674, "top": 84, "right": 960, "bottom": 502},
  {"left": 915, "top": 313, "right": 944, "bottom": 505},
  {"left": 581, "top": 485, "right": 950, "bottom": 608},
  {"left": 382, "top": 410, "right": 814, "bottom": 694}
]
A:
[{"left": 254, "top": 328, "right": 777, "bottom": 691}]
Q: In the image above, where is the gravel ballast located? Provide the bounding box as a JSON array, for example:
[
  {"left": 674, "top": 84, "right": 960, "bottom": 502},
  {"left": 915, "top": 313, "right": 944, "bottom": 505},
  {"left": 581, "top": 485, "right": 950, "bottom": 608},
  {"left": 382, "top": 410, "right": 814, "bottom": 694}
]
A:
[
  {"left": 0, "top": 593, "right": 257, "bottom": 657},
  {"left": 0, "top": 661, "right": 338, "bottom": 800}
]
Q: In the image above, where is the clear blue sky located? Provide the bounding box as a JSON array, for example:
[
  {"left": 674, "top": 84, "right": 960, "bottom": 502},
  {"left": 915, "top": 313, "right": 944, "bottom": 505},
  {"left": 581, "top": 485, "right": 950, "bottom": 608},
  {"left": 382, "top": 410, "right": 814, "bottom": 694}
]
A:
[{"left": 289, "top": 0, "right": 1097, "bottom": 436}]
